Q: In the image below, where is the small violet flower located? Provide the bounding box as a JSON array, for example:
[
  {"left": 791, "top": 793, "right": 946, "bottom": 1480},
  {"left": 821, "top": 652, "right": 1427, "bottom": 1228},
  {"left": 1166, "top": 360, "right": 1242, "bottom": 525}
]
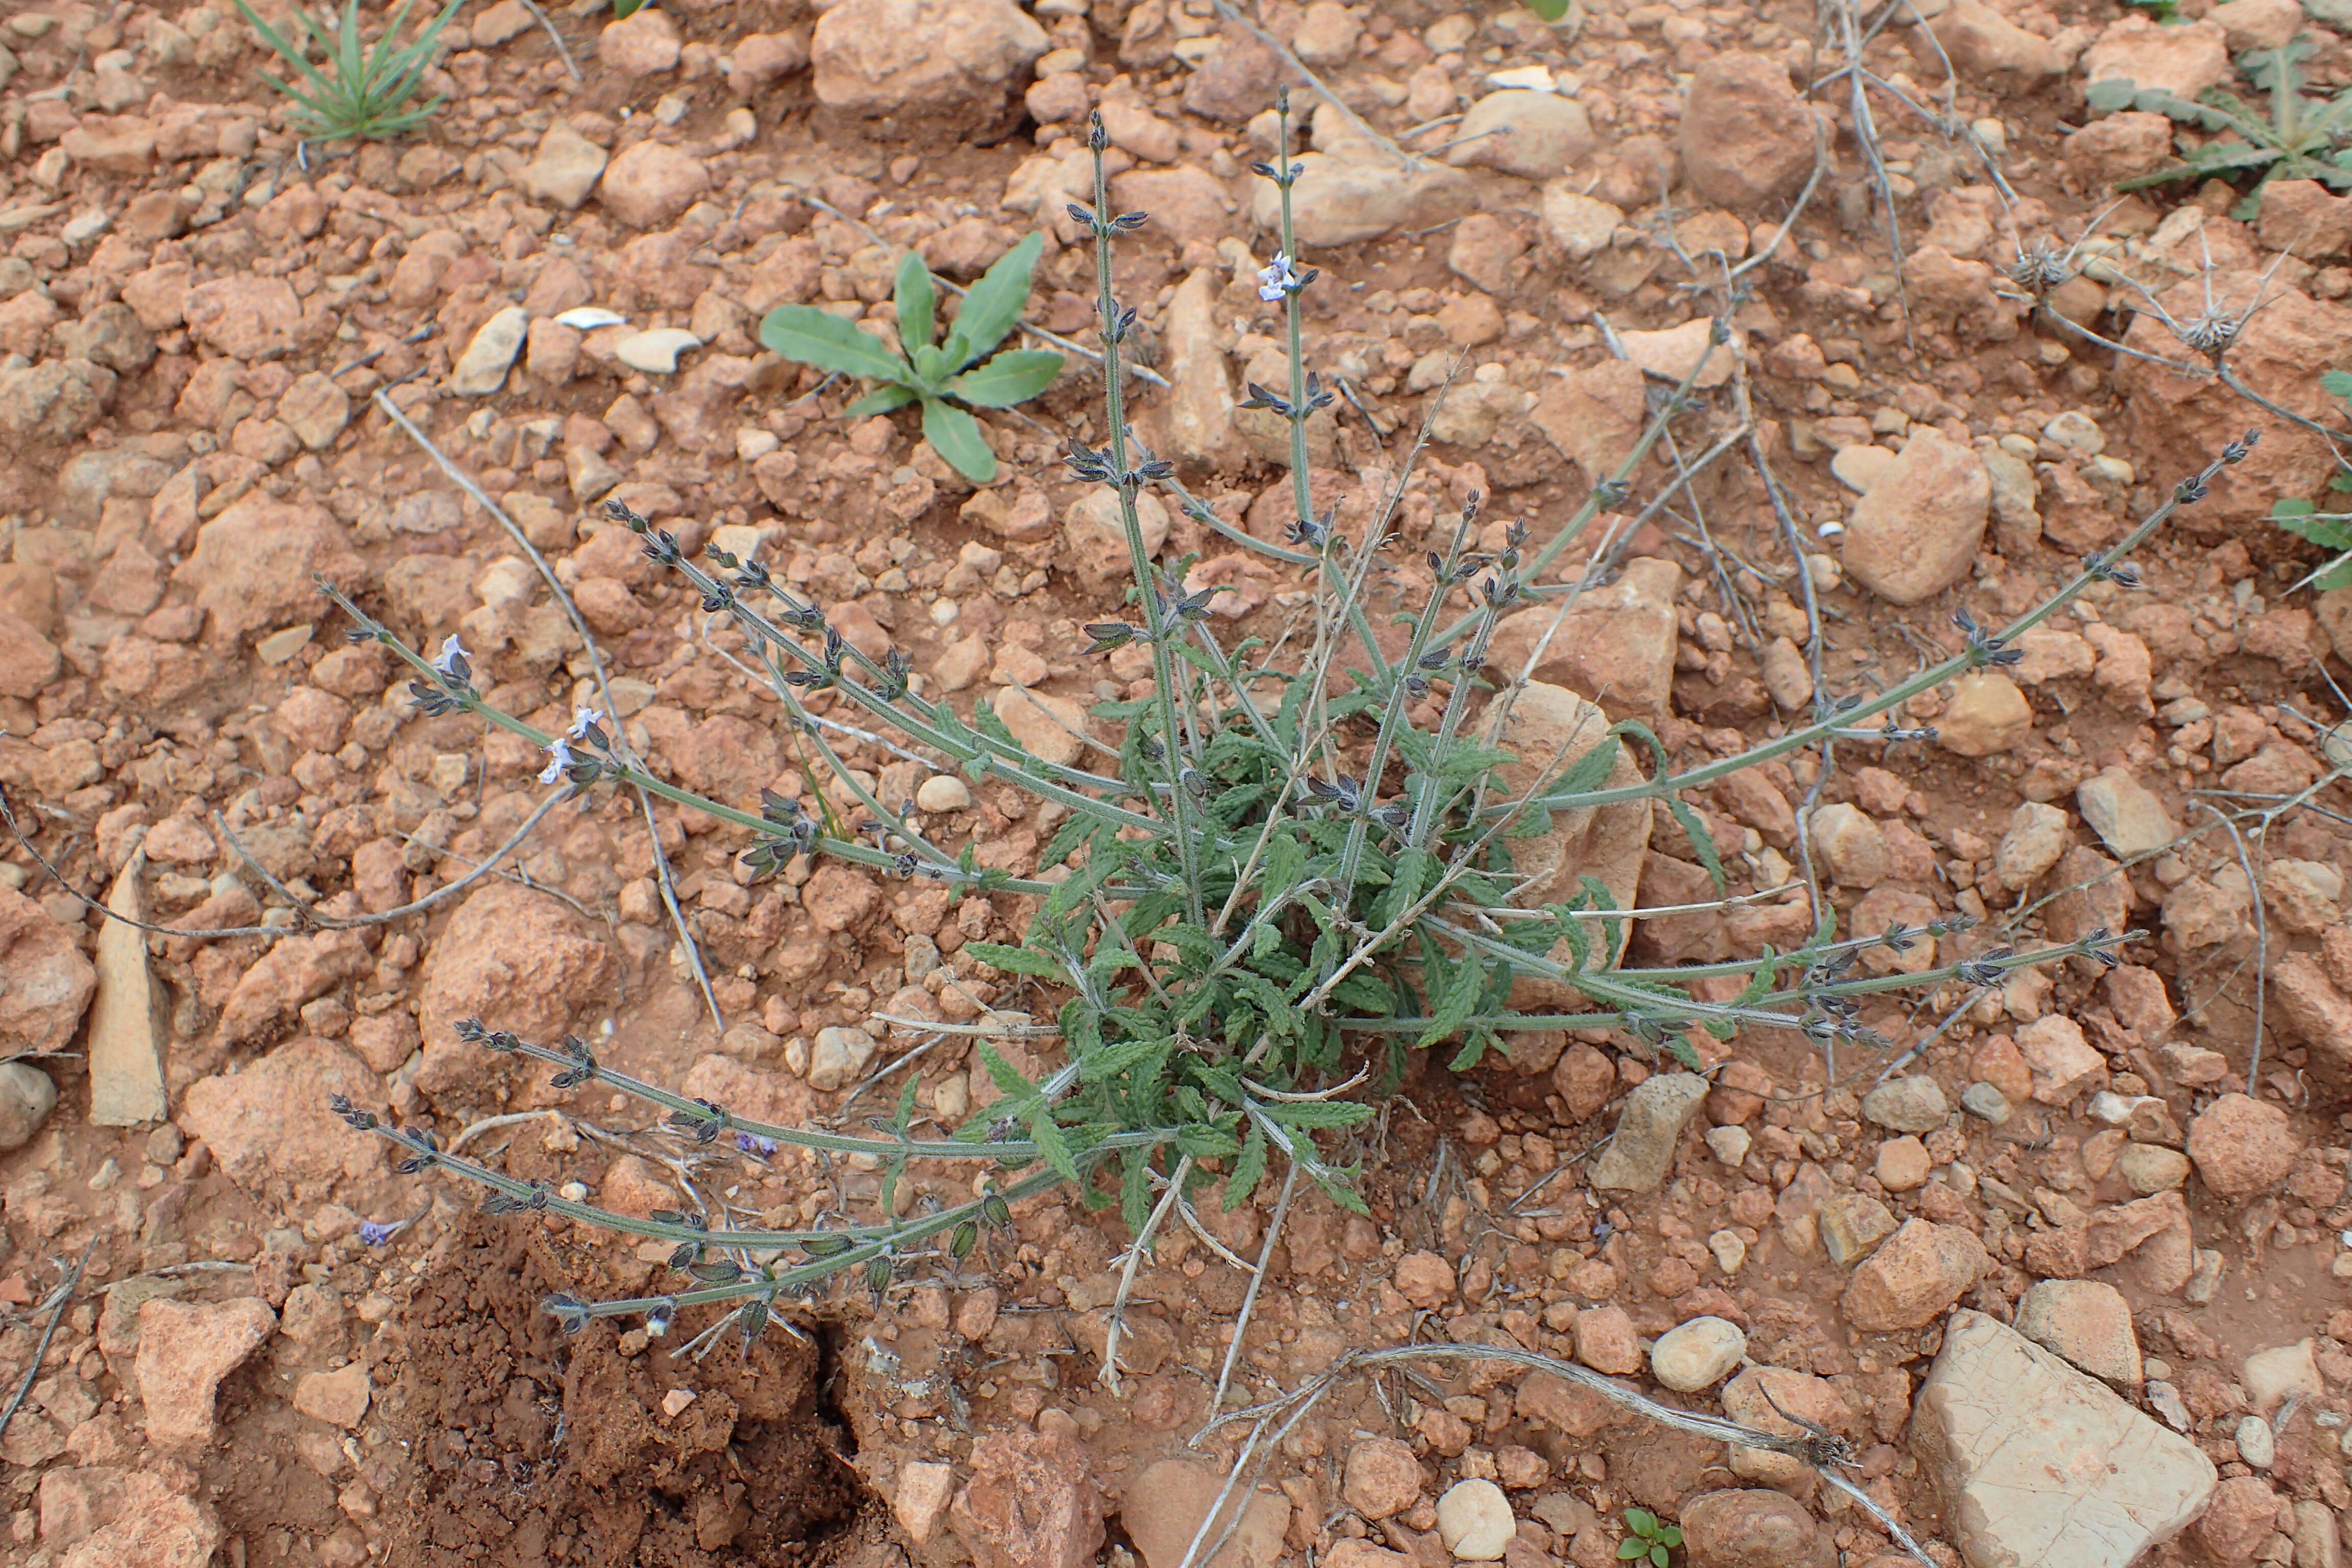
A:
[
  {"left": 430, "top": 633, "right": 470, "bottom": 678},
  {"left": 539, "top": 737, "right": 575, "bottom": 785},
  {"left": 359, "top": 1220, "right": 400, "bottom": 1246},
  {"left": 1256, "top": 253, "right": 1300, "bottom": 304},
  {"left": 734, "top": 1131, "right": 779, "bottom": 1158},
  {"left": 567, "top": 705, "right": 607, "bottom": 741}
]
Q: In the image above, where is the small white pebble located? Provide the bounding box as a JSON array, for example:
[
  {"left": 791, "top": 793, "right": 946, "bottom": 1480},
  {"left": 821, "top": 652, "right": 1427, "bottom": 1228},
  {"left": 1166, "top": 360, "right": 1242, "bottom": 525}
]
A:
[
  {"left": 2236, "top": 1414, "right": 2275, "bottom": 1469},
  {"left": 916, "top": 774, "right": 973, "bottom": 813},
  {"left": 614, "top": 327, "right": 703, "bottom": 374},
  {"left": 1650, "top": 1316, "right": 1748, "bottom": 1392},
  {"left": 1435, "top": 1478, "right": 1515, "bottom": 1561}
]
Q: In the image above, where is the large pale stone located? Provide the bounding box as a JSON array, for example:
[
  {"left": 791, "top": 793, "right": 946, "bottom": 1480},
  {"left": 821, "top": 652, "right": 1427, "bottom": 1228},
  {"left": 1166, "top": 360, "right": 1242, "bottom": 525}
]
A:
[
  {"left": 994, "top": 686, "right": 1092, "bottom": 768},
  {"left": 1485, "top": 557, "right": 1682, "bottom": 719},
  {"left": 1485, "top": 682, "right": 1652, "bottom": 1006},
  {"left": 1912, "top": 1309, "right": 2215, "bottom": 1568},
  {"left": 88, "top": 852, "right": 166, "bottom": 1125},
  {"left": 1840, "top": 427, "right": 1990, "bottom": 605},
  {"left": 1589, "top": 1072, "right": 1709, "bottom": 1192},
  {"left": 1247, "top": 152, "right": 1475, "bottom": 247}
]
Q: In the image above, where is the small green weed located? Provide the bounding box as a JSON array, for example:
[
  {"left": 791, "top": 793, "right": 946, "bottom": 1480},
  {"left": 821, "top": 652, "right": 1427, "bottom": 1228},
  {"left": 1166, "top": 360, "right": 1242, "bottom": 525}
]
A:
[
  {"left": 2267, "top": 370, "right": 2352, "bottom": 591},
  {"left": 756, "top": 236, "right": 1062, "bottom": 485},
  {"left": 1619, "top": 1508, "right": 1681, "bottom": 1567},
  {"left": 2096, "top": 37, "right": 2352, "bottom": 217},
  {"left": 234, "top": 0, "right": 460, "bottom": 142}
]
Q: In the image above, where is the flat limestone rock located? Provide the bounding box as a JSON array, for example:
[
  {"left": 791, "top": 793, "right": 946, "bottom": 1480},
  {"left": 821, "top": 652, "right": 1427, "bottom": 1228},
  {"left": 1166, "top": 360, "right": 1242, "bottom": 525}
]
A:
[
  {"left": 1912, "top": 1309, "right": 2215, "bottom": 1568},
  {"left": 88, "top": 851, "right": 167, "bottom": 1125}
]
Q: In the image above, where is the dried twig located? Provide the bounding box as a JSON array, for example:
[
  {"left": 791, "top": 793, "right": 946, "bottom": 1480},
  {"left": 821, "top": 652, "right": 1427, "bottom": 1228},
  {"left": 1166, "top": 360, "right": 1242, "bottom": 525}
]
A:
[
  {"left": 1207, "top": 0, "right": 1426, "bottom": 172},
  {"left": 0, "top": 1243, "right": 94, "bottom": 1452},
  {"left": 1206, "top": 1158, "right": 1299, "bottom": 1414},
  {"left": 1101, "top": 1154, "right": 1192, "bottom": 1395},
  {"left": 2202, "top": 803, "right": 2270, "bottom": 1093},
  {"left": 1182, "top": 1340, "right": 1933, "bottom": 1568},
  {"left": 0, "top": 784, "right": 572, "bottom": 944},
  {"left": 517, "top": 0, "right": 581, "bottom": 82},
  {"left": 369, "top": 389, "right": 727, "bottom": 1034}
]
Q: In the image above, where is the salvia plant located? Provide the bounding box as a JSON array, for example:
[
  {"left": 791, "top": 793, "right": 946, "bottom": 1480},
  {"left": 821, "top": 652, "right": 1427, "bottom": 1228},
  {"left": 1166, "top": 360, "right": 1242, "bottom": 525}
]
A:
[
  {"left": 235, "top": 0, "right": 462, "bottom": 143},
  {"left": 318, "top": 94, "right": 2231, "bottom": 1359},
  {"left": 756, "top": 235, "right": 1063, "bottom": 485}
]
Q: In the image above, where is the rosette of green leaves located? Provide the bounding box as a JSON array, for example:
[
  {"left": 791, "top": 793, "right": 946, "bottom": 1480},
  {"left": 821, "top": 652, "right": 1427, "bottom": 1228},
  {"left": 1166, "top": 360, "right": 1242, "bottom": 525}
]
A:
[
  {"left": 757, "top": 235, "right": 1062, "bottom": 484},
  {"left": 2094, "top": 39, "right": 2352, "bottom": 217}
]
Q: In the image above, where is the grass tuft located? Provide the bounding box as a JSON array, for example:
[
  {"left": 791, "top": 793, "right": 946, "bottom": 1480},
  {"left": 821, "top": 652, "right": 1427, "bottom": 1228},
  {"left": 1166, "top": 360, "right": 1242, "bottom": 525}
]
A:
[{"left": 234, "top": 0, "right": 461, "bottom": 143}]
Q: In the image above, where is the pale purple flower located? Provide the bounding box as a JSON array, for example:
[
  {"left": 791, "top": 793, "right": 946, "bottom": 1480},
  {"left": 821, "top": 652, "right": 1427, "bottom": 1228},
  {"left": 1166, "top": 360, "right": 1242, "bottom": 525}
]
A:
[
  {"left": 359, "top": 1220, "right": 399, "bottom": 1246},
  {"left": 1256, "top": 253, "right": 1300, "bottom": 303},
  {"left": 430, "top": 633, "right": 470, "bottom": 678},
  {"left": 539, "top": 737, "right": 575, "bottom": 785},
  {"left": 734, "top": 1131, "right": 778, "bottom": 1158},
  {"left": 567, "top": 705, "right": 606, "bottom": 740}
]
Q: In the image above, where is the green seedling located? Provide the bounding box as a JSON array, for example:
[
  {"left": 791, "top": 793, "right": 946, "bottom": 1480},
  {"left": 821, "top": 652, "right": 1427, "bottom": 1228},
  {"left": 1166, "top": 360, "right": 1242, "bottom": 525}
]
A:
[
  {"left": 234, "top": 0, "right": 461, "bottom": 142},
  {"left": 1620, "top": 1508, "right": 1681, "bottom": 1567},
  {"left": 756, "top": 236, "right": 1062, "bottom": 485},
  {"left": 2268, "top": 370, "right": 2352, "bottom": 591},
  {"left": 2095, "top": 37, "right": 2352, "bottom": 217}
]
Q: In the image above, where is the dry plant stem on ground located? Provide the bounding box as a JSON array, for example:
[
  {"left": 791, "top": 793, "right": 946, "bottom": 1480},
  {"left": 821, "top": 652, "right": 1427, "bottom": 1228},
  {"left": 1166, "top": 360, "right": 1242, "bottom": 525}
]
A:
[
  {"left": 1178, "top": 1342, "right": 1937, "bottom": 1568},
  {"left": 309, "top": 110, "right": 2240, "bottom": 1396},
  {"left": 370, "top": 386, "right": 729, "bottom": 1031}
]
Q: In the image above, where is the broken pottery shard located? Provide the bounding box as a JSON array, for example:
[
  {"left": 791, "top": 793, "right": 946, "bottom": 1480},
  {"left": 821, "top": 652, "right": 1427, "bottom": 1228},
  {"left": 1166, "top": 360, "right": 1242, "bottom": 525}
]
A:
[{"left": 88, "top": 850, "right": 167, "bottom": 1125}]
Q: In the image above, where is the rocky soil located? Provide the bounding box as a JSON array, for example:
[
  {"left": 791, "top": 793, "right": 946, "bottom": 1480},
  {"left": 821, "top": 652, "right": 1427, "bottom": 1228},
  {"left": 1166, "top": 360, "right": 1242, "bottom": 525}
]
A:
[{"left": 0, "top": 0, "right": 2349, "bottom": 1564}]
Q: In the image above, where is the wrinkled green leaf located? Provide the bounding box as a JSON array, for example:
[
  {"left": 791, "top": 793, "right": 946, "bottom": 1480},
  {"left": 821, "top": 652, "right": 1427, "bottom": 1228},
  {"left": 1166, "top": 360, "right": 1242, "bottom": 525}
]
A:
[
  {"left": 975, "top": 1042, "right": 1040, "bottom": 1106},
  {"left": 1030, "top": 1111, "right": 1081, "bottom": 1183},
  {"left": 757, "top": 305, "right": 910, "bottom": 383},
  {"left": 944, "top": 231, "right": 1044, "bottom": 368},
  {"left": 1226, "top": 1127, "right": 1268, "bottom": 1208},
  {"left": 1120, "top": 1146, "right": 1153, "bottom": 1233},
  {"left": 966, "top": 941, "right": 1069, "bottom": 981},
  {"left": 1667, "top": 795, "right": 1726, "bottom": 891},
  {"left": 950, "top": 349, "right": 1064, "bottom": 408},
  {"left": 894, "top": 251, "right": 937, "bottom": 360},
  {"left": 1417, "top": 952, "right": 1486, "bottom": 1048},
  {"left": 922, "top": 398, "right": 997, "bottom": 483}
]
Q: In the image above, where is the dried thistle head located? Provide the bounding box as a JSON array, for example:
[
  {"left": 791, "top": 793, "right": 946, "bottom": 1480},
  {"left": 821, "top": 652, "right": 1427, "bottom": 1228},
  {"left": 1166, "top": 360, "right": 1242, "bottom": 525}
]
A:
[{"left": 2005, "top": 237, "right": 2075, "bottom": 295}]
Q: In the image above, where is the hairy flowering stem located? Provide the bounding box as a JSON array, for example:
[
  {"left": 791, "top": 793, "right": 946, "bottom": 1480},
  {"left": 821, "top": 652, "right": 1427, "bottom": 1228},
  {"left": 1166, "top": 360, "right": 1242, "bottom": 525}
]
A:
[
  {"left": 1081, "top": 112, "right": 1206, "bottom": 927},
  {"left": 318, "top": 579, "right": 1173, "bottom": 901},
  {"left": 1516, "top": 432, "right": 2260, "bottom": 817},
  {"left": 1327, "top": 501, "right": 1489, "bottom": 900}
]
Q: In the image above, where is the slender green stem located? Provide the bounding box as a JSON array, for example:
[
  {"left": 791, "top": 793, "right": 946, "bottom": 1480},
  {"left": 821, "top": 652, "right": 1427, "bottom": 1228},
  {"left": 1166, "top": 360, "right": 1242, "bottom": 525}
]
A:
[
  {"left": 1089, "top": 119, "right": 1206, "bottom": 926},
  {"left": 1514, "top": 441, "right": 2245, "bottom": 815},
  {"left": 326, "top": 587, "right": 1173, "bottom": 900},
  {"left": 458, "top": 1024, "right": 1183, "bottom": 1160}
]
